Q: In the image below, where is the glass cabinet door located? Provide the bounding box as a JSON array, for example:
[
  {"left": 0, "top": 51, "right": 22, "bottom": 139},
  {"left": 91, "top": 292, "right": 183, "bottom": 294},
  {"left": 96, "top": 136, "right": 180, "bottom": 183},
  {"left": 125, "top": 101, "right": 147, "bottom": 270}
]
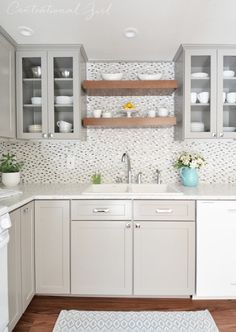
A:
[
  {"left": 48, "top": 51, "right": 79, "bottom": 139},
  {"left": 185, "top": 49, "right": 217, "bottom": 138},
  {"left": 217, "top": 49, "right": 236, "bottom": 139},
  {"left": 17, "top": 52, "right": 48, "bottom": 139}
]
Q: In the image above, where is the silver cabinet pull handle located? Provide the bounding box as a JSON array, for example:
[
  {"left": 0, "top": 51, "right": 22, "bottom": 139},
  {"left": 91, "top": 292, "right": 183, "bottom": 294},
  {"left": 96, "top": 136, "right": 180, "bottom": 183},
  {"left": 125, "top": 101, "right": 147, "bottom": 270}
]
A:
[
  {"left": 125, "top": 223, "right": 131, "bottom": 229},
  {"left": 135, "top": 223, "right": 141, "bottom": 229},
  {"left": 93, "top": 208, "right": 110, "bottom": 213},
  {"left": 49, "top": 133, "right": 54, "bottom": 138},
  {"left": 212, "top": 133, "right": 216, "bottom": 137},
  {"left": 42, "top": 133, "right": 47, "bottom": 139},
  {"left": 155, "top": 208, "right": 173, "bottom": 214},
  {"left": 219, "top": 132, "right": 224, "bottom": 138}
]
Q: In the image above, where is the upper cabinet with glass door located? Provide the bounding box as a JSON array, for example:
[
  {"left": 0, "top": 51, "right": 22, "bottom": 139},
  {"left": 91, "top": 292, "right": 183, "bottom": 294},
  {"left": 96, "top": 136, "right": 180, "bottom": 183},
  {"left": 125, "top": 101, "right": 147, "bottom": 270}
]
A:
[
  {"left": 16, "top": 46, "right": 87, "bottom": 140},
  {"left": 217, "top": 49, "right": 236, "bottom": 139},
  {"left": 174, "top": 46, "right": 217, "bottom": 140}
]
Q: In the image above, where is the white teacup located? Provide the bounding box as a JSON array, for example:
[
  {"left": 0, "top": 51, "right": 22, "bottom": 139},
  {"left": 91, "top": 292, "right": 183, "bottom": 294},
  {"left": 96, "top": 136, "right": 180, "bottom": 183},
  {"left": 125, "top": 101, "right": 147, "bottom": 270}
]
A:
[
  {"left": 57, "top": 120, "right": 72, "bottom": 133},
  {"left": 223, "top": 92, "right": 226, "bottom": 103},
  {"left": 157, "top": 107, "right": 169, "bottom": 117},
  {"left": 191, "top": 92, "right": 198, "bottom": 104},
  {"left": 148, "top": 110, "right": 156, "bottom": 118},
  {"left": 197, "top": 92, "right": 209, "bottom": 104},
  {"left": 93, "top": 109, "right": 102, "bottom": 118},
  {"left": 227, "top": 92, "right": 236, "bottom": 104}
]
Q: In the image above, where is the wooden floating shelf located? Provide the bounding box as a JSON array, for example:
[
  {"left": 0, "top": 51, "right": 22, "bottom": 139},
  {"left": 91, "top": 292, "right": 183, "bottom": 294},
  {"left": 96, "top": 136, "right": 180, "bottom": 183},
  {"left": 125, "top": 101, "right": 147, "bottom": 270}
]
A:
[
  {"left": 82, "top": 80, "right": 178, "bottom": 96},
  {"left": 82, "top": 117, "right": 176, "bottom": 128}
]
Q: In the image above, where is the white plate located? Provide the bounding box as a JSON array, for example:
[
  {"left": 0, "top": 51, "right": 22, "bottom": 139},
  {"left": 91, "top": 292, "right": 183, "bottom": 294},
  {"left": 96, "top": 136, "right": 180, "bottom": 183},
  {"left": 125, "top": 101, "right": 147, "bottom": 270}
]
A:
[
  {"left": 223, "top": 127, "right": 236, "bottom": 132},
  {"left": 101, "top": 73, "right": 123, "bottom": 80},
  {"left": 138, "top": 73, "right": 162, "bottom": 80},
  {"left": 191, "top": 72, "right": 208, "bottom": 78}
]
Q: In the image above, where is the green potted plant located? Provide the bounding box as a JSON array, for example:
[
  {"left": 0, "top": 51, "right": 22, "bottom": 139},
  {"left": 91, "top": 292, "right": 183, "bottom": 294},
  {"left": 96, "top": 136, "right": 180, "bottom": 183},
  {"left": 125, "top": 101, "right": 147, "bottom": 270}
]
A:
[{"left": 0, "top": 153, "right": 24, "bottom": 187}]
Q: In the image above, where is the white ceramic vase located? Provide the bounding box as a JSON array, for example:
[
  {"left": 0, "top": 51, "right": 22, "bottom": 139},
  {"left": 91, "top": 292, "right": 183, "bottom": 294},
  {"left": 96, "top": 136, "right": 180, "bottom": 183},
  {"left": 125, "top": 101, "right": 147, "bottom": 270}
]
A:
[{"left": 2, "top": 172, "right": 20, "bottom": 187}]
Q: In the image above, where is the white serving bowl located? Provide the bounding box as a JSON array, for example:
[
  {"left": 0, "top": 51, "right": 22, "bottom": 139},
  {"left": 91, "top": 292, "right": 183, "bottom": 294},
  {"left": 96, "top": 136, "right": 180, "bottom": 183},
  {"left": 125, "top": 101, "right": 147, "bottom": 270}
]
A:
[
  {"left": 31, "top": 97, "right": 42, "bottom": 105},
  {"left": 55, "top": 96, "right": 73, "bottom": 105},
  {"left": 138, "top": 73, "right": 162, "bottom": 80},
  {"left": 101, "top": 73, "right": 123, "bottom": 80},
  {"left": 223, "top": 70, "right": 235, "bottom": 78},
  {"left": 191, "top": 72, "right": 208, "bottom": 78},
  {"left": 223, "top": 126, "right": 236, "bottom": 132}
]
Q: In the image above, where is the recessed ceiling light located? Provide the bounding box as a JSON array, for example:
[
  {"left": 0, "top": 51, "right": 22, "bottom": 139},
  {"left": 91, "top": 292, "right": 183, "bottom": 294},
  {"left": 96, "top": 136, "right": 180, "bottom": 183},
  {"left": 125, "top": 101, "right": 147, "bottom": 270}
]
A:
[
  {"left": 124, "top": 27, "right": 138, "bottom": 39},
  {"left": 18, "top": 26, "right": 34, "bottom": 37}
]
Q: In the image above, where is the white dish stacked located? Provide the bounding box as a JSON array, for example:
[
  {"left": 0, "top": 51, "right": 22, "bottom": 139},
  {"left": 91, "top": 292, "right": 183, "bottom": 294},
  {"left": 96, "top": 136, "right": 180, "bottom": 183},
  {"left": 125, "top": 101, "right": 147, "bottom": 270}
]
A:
[
  {"left": 191, "top": 72, "right": 208, "bottom": 79},
  {"left": 101, "top": 73, "right": 123, "bottom": 80},
  {"left": 55, "top": 96, "right": 73, "bottom": 105},
  {"left": 138, "top": 73, "right": 162, "bottom": 80},
  {"left": 191, "top": 122, "right": 205, "bottom": 132},
  {"left": 223, "top": 70, "right": 235, "bottom": 78},
  {"left": 31, "top": 97, "right": 42, "bottom": 105},
  {"left": 223, "top": 126, "right": 236, "bottom": 132},
  {"left": 28, "top": 124, "right": 42, "bottom": 133}
]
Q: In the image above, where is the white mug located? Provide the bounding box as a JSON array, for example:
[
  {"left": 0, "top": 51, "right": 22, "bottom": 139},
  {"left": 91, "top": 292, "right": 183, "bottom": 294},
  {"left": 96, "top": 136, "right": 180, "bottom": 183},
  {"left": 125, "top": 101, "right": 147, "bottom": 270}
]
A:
[
  {"left": 157, "top": 107, "right": 169, "bottom": 117},
  {"left": 227, "top": 92, "right": 236, "bottom": 104},
  {"left": 223, "top": 92, "right": 226, "bottom": 103},
  {"left": 102, "top": 111, "right": 112, "bottom": 118},
  {"left": 197, "top": 92, "right": 209, "bottom": 104},
  {"left": 57, "top": 120, "right": 72, "bottom": 133},
  {"left": 93, "top": 109, "right": 102, "bottom": 118},
  {"left": 191, "top": 92, "right": 198, "bottom": 104},
  {"left": 148, "top": 110, "right": 156, "bottom": 118}
]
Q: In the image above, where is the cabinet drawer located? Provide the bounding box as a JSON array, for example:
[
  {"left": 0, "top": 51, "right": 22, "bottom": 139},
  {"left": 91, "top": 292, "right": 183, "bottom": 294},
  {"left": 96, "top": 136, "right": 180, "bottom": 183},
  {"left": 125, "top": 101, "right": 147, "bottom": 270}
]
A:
[
  {"left": 71, "top": 200, "right": 132, "bottom": 220},
  {"left": 133, "top": 200, "right": 195, "bottom": 221}
]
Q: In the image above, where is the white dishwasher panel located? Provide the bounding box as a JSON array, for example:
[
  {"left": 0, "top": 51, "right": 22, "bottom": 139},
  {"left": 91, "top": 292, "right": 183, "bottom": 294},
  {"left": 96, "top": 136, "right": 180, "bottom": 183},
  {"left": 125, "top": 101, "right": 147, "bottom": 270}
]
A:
[{"left": 196, "top": 201, "right": 236, "bottom": 298}]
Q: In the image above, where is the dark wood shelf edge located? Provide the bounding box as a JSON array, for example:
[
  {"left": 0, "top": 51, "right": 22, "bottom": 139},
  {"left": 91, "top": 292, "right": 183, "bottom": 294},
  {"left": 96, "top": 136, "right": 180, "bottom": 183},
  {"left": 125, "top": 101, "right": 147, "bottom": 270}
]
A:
[
  {"left": 82, "top": 80, "right": 178, "bottom": 90},
  {"left": 82, "top": 117, "right": 176, "bottom": 128}
]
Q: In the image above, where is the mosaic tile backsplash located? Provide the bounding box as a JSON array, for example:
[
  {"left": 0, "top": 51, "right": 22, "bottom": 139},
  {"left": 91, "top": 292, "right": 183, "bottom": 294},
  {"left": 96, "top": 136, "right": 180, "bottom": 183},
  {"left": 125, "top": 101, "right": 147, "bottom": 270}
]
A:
[{"left": 1, "top": 61, "right": 236, "bottom": 184}]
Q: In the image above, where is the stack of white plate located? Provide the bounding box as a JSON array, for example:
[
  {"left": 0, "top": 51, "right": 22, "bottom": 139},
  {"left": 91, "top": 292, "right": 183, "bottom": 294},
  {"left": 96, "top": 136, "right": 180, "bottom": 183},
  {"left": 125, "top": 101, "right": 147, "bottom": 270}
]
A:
[
  {"left": 28, "top": 124, "right": 42, "bottom": 133},
  {"left": 223, "top": 126, "right": 236, "bottom": 132},
  {"left": 55, "top": 96, "right": 73, "bottom": 105},
  {"left": 191, "top": 72, "right": 208, "bottom": 78},
  {"left": 191, "top": 122, "right": 205, "bottom": 132}
]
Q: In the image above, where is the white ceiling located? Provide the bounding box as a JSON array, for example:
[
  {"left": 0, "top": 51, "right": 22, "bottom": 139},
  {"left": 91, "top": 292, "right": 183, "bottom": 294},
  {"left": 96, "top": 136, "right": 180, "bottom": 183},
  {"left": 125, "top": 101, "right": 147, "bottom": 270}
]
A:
[{"left": 1, "top": 0, "right": 236, "bottom": 61}]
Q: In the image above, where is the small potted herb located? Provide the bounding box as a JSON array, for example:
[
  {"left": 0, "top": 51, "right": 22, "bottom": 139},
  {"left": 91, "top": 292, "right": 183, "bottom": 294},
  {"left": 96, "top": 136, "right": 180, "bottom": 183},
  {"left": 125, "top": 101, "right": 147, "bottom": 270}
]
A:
[{"left": 0, "top": 153, "right": 24, "bottom": 187}]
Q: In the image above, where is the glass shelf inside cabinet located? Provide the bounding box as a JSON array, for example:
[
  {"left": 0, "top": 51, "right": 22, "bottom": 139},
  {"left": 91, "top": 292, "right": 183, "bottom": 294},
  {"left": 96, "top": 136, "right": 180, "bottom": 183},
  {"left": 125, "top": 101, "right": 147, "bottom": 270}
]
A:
[
  {"left": 22, "top": 57, "right": 42, "bottom": 133},
  {"left": 53, "top": 57, "right": 74, "bottom": 133},
  {"left": 190, "top": 55, "right": 211, "bottom": 133}
]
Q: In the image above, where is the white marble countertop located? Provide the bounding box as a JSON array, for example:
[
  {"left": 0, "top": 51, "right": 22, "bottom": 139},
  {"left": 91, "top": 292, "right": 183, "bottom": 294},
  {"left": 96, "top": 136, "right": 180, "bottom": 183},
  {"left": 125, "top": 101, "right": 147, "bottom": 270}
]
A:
[{"left": 2, "top": 183, "right": 236, "bottom": 213}]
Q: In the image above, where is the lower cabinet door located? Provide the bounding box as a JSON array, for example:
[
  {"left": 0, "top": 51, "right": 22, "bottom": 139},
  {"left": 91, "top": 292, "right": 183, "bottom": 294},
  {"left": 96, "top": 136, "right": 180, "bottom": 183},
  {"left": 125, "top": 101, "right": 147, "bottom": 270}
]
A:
[
  {"left": 35, "top": 200, "right": 70, "bottom": 294},
  {"left": 134, "top": 221, "right": 195, "bottom": 296},
  {"left": 8, "top": 209, "right": 22, "bottom": 332},
  {"left": 21, "top": 202, "right": 35, "bottom": 312},
  {"left": 71, "top": 220, "right": 132, "bottom": 295}
]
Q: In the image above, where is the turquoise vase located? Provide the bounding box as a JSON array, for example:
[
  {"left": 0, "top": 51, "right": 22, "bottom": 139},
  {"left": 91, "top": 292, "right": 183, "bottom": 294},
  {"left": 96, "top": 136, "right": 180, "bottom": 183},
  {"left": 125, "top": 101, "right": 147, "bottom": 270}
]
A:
[{"left": 180, "top": 167, "right": 198, "bottom": 187}]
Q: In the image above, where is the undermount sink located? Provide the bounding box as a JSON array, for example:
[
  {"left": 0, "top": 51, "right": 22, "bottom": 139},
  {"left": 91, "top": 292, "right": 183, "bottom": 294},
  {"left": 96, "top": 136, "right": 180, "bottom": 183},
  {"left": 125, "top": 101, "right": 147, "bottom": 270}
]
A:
[{"left": 82, "top": 183, "right": 183, "bottom": 195}]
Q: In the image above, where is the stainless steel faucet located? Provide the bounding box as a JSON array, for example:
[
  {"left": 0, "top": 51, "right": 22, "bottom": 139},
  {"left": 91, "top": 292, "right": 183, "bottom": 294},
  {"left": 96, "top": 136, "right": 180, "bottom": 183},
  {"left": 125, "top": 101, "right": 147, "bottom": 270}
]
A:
[
  {"left": 156, "top": 169, "right": 162, "bottom": 184},
  {"left": 121, "top": 152, "right": 132, "bottom": 184}
]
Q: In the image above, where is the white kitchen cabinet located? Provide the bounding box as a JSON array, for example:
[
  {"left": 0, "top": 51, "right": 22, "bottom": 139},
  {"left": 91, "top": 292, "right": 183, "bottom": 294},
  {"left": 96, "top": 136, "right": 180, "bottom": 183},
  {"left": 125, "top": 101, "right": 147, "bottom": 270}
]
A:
[
  {"left": 35, "top": 200, "right": 70, "bottom": 294},
  {"left": 197, "top": 201, "right": 236, "bottom": 298},
  {"left": 134, "top": 221, "right": 195, "bottom": 296},
  {"left": 0, "top": 30, "right": 15, "bottom": 138},
  {"left": 8, "top": 202, "right": 35, "bottom": 332},
  {"left": 71, "top": 220, "right": 132, "bottom": 295},
  {"left": 8, "top": 209, "right": 22, "bottom": 331}
]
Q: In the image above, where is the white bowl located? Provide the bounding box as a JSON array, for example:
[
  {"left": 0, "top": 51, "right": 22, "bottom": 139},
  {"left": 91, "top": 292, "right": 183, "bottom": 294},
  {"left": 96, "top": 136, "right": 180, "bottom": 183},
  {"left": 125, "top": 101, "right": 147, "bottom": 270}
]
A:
[
  {"left": 191, "top": 72, "right": 208, "bottom": 78},
  {"left": 55, "top": 96, "right": 73, "bottom": 105},
  {"left": 223, "top": 70, "right": 235, "bottom": 78},
  {"left": 138, "top": 73, "right": 162, "bottom": 80},
  {"left": 31, "top": 97, "right": 42, "bottom": 105},
  {"left": 28, "top": 124, "right": 42, "bottom": 133},
  {"left": 101, "top": 73, "right": 123, "bottom": 80},
  {"left": 223, "top": 126, "right": 236, "bottom": 132},
  {"left": 191, "top": 122, "right": 205, "bottom": 132}
]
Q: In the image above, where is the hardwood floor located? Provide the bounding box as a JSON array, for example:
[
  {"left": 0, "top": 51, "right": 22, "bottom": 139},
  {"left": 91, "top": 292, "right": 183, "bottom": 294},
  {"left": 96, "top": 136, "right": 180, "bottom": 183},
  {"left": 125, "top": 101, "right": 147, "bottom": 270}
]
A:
[{"left": 13, "top": 296, "right": 236, "bottom": 332}]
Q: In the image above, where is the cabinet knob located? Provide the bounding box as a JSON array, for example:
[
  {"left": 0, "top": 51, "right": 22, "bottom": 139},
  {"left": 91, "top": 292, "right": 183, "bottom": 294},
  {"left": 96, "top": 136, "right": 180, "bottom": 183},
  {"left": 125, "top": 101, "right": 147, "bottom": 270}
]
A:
[
  {"left": 93, "top": 208, "right": 110, "bottom": 213},
  {"left": 219, "top": 132, "right": 224, "bottom": 138},
  {"left": 212, "top": 132, "right": 216, "bottom": 137},
  {"left": 49, "top": 133, "right": 54, "bottom": 139},
  {"left": 125, "top": 223, "right": 131, "bottom": 229},
  {"left": 135, "top": 223, "right": 141, "bottom": 229},
  {"left": 42, "top": 133, "right": 48, "bottom": 139}
]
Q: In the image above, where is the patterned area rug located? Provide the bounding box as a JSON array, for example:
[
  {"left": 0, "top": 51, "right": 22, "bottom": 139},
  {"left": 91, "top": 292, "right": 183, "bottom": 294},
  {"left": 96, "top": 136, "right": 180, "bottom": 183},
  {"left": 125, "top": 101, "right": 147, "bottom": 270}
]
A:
[{"left": 53, "top": 309, "right": 219, "bottom": 332}]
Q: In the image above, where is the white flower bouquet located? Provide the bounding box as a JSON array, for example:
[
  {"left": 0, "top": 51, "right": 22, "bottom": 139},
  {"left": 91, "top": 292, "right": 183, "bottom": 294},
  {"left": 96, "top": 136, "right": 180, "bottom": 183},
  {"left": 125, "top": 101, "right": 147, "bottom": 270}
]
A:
[{"left": 174, "top": 152, "right": 206, "bottom": 169}]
